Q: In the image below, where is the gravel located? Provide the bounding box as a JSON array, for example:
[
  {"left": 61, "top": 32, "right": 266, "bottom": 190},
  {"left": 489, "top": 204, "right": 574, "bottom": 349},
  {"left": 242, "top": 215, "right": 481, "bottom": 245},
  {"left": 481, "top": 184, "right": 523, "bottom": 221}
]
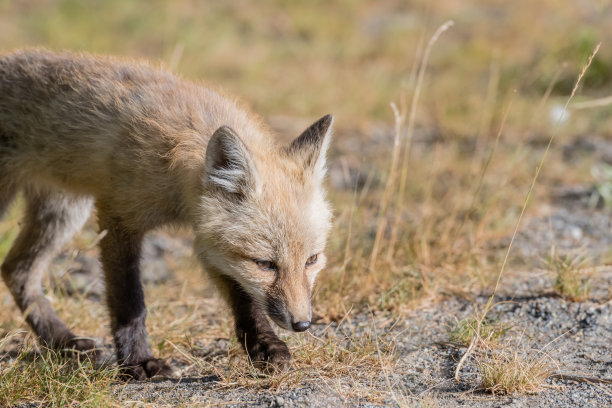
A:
[{"left": 106, "top": 287, "right": 611, "bottom": 407}]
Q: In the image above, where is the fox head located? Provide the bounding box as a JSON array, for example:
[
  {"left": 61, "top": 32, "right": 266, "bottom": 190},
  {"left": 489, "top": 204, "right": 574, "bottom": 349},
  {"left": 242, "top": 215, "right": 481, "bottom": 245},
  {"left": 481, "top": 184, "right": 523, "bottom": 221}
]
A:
[{"left": 196, "top": 115, "right": 333, "bottom": 332}]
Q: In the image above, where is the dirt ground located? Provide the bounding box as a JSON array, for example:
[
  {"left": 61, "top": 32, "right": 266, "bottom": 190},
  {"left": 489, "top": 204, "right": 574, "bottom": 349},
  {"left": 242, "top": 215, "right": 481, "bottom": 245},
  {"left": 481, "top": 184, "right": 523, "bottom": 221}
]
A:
[{"left": 112, "top": 295, "right": 612, "bottom": 407}]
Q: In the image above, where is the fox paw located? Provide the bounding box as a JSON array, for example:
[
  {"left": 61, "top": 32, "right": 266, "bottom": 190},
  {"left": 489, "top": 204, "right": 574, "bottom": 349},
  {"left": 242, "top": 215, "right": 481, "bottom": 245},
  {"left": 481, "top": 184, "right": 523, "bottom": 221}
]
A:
[
  {"left": 120, "top": 358, "right": 175, "bottom": 381},
  {"left": 248, "top": 338, "right": 291, "bottom": 373}
]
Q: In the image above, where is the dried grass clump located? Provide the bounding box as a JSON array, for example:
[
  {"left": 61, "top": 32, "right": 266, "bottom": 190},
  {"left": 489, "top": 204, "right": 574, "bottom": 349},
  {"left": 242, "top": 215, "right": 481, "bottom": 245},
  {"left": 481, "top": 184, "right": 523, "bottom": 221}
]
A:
[
  {"left": 548, "top": 249, "right": 591, "bottom": 302},
  {"left": 479, "top": 348, "right": 554, "bottom": 395},
  {"left": 0, "top": 334, "right": 118, "bottom": 408}
]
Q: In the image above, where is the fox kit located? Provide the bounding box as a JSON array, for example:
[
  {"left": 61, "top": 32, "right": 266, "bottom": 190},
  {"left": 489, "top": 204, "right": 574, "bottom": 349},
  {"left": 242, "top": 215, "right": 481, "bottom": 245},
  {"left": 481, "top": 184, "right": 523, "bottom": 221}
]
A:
[{"left": 0, "top": 49, "right": 333, "bottom": 379}]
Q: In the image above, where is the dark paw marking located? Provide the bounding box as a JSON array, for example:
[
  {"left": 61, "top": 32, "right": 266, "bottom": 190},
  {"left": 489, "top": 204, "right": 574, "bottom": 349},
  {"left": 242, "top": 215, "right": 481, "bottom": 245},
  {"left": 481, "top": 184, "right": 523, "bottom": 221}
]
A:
[
  {"left": 248, "top": 338, "right": 291, "bottom": 373},
  {"left": 120, "top": 358, "right": 175, "bottom": 381}
]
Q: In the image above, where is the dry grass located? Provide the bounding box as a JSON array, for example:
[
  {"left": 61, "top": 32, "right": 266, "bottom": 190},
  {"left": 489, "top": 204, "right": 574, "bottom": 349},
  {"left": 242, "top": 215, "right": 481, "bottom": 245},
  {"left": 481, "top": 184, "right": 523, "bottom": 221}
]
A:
[
  {"left": 0, "top": 334, "right": 119, "bottom": 407},
  {"left": 478, "top": 348, "right": 554, "bottom": 395},
  {"left": 548, "top": 248, "right": 591, "bottom": 301}
]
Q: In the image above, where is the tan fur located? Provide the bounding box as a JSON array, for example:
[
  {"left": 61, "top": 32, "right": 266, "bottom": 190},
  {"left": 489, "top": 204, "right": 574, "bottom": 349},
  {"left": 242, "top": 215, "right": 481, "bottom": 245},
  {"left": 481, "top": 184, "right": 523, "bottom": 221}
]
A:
[{"left": 0, "top": 49, "right": 333, "bottom": 377}]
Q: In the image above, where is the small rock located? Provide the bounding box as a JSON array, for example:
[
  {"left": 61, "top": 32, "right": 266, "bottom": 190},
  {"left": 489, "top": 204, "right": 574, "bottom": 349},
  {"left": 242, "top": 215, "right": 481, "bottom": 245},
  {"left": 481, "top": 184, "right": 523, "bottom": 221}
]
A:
[{"left": 569, "top": 225, "right": 583, "bottom": 240}]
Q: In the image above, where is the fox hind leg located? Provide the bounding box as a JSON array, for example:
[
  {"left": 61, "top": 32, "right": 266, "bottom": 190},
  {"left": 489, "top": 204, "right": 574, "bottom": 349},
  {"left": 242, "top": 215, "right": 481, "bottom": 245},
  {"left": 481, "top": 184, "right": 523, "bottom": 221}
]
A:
[{"left": 1, "top": 187, "right": 95, "bottom": 352}]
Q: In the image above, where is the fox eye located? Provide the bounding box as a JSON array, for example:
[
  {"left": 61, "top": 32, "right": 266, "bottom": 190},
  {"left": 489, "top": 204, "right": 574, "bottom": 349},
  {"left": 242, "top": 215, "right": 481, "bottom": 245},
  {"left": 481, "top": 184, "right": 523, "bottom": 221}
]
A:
[
  {"left": 305, "top": 254, "right": 318, "bottom": 267},
  {"left": 255, "top": 260, "right": 277, "bottom": 271}
]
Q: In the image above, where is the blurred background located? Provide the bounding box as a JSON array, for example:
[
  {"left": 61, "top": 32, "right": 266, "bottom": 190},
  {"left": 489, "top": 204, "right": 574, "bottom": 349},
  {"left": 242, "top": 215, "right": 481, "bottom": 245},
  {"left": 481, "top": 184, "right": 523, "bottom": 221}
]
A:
[{"left": 1, "top": 0, "right": 611, "bottom": 135}]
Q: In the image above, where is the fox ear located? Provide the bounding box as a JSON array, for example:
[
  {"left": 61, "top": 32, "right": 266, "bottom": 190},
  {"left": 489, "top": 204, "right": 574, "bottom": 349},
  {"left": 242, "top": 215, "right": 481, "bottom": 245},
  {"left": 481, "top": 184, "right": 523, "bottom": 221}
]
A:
[
  {"left": 289, "top": 114, "right": 334, "bottom": 182},
  {"left": 205, "top": 126, "right": 258, "bottom": 195}
]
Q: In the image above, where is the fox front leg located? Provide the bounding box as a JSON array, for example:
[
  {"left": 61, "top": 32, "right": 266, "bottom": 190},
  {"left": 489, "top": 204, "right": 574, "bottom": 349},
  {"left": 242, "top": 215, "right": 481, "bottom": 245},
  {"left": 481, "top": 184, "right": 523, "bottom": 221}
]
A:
[
  {"left": 97, "top": 210, "right": 174, "bottom": 380},
  {"left": 221, "top": 276, "right": 291, "bottom": 372}
]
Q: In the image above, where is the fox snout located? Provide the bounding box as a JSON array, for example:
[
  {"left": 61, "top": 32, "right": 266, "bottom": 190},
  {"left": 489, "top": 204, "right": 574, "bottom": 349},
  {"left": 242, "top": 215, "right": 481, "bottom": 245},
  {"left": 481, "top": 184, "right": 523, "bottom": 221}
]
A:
[{"left": 266, "top": 290, "right": 312, "bottom": 332}]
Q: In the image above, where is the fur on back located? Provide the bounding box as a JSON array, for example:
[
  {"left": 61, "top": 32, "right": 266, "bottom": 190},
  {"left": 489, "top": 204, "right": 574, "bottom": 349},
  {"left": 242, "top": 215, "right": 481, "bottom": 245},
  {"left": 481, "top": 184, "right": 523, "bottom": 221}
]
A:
[{"left": 0, "top": 49, "right": 277, "bottom": 228}]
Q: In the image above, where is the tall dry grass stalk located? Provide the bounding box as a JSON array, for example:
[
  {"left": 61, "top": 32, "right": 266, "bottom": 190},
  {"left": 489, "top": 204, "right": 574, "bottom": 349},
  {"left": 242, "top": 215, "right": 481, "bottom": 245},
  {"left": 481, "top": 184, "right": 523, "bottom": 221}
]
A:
[
  {"left": 474, "top": 51, "right": 501, "bottom": 168},
  {"left": 389, "top": 21, "right": 455, "bottom": 261},
  {"left": 454, "top": 42, "right": 601, "bottom": 383},
  {"left": 399, "top": 20, "right": 455, "bottom": 184},
  {"left": 486, "top": 42, "right": 600, "bottom": 313},
  {"left": 369, "top": 20, "right": 454, "bottom": 272},
  {"left": 368, "top": 102, "right": 405, "bottom": 273}
]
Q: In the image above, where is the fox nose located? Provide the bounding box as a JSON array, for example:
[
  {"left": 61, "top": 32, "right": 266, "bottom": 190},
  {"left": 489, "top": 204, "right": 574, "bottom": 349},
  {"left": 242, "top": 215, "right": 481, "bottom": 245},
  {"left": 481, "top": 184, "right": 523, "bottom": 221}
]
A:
[{"left": 292, "top": 321, "right": 311, "bottom": 332}]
